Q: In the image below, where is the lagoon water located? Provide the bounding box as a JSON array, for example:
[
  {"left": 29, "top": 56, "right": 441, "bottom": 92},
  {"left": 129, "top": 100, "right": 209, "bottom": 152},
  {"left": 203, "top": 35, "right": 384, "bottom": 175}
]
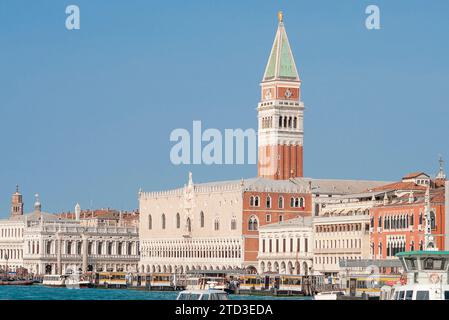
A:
[{"left": 0, "top": 285, "right": 311, "bottom": 300}]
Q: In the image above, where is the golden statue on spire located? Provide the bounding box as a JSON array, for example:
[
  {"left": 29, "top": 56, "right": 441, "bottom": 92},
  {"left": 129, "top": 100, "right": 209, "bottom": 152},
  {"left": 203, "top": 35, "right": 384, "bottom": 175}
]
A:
[{"left": 278, "top": 10, "right": 283, "bottom": 23}]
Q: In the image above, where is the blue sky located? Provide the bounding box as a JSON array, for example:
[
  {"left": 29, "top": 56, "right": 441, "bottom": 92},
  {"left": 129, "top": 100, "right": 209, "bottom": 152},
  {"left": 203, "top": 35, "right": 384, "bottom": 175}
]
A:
[{"left": 0, "top": 0, "right": 448, "bottom": 216}]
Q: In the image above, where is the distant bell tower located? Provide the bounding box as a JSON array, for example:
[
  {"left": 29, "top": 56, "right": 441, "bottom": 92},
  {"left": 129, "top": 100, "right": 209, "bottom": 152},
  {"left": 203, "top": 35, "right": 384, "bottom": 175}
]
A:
[
  {"left": 258, "top": 11, "right": 304, "bottom": 180},
  {"left": 10, "top": 185, "right": 24, "bottom": 217}
]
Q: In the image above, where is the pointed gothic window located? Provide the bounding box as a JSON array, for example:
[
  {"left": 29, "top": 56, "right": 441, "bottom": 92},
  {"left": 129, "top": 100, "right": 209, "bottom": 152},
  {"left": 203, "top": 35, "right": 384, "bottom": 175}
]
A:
[
  {"left": 231, "top": 217, "right": 237, "bottom": 230},
  {"left": 248, "top": 216, "right": 258, "bottom": 231},
  {"left": 430, "top": 211, "right": 436, "bottom": 230},
  {"left": 187, "top": 218, "right": 191, "bottom": 232},
  {"left": 266, "top": 196, "right": 272, "bottom": 208},
  {"left": 278, "top": 196, "right": 284, "bottom": 209},
  {"left": 214, "top": 218, "right": 220, "bottom": 231},
  {"left": 162, "top": 213, "right": 166, "bottom": 229},
  {"left": 250, "top": 196, "right": 254, "bottom": 206},
  {"left": 200, "top": 211, "right": 205, "bottom": 228},
  {"left": 176, "top": 213, "right": 180, "bottom": 229},
  {"left": 254, "top": 196, "right": 260, "bottom": 207}
]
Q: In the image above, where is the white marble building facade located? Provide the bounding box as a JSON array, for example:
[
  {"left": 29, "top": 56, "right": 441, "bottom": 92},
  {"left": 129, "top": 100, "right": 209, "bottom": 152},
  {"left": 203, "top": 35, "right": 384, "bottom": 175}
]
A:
[
  {"left": 0, "top": 190, "right": 140, "bottom": 275},
  {"left": 0, "top": 219, "right": 24, "bottom": 272},
  {"left": 257, "top": 216, "right": 313, "bottom": 275}
]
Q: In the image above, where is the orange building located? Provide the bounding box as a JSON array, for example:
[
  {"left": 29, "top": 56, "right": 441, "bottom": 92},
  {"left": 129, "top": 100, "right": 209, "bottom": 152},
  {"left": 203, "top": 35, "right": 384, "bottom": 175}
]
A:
[
  {"left": 242, "top": 187, "right": 312, "bottom": 265},
  {"left": 369, "top": 172, "right": 446, "bottom": 273}
]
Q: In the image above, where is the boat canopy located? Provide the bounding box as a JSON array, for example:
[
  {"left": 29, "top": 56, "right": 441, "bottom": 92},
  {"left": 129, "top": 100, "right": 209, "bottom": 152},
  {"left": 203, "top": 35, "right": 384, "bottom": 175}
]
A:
[{"left": 396, "top": 251, "right": 449, "bottom": 273}]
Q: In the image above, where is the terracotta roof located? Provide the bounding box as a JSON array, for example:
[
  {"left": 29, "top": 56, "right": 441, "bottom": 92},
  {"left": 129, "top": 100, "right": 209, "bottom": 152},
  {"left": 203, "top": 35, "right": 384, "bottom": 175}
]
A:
[
  {"left": 369, "top": 181, "right": 426, "bottom": 192},
  {"left": 402, "top": 172, "right": 429, "bottom": 179}
]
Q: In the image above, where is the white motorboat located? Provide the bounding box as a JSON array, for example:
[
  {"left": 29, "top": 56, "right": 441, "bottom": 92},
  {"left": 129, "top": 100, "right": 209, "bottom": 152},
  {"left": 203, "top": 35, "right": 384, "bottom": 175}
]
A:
[
  {"left": 380, "top": 250, "right": 449, "bottom": 300},
  {"left": 42, "top": 274, "right": 90, "bottom": 288},
  {"left": 176, "top": 289, "right": 229, "bottom": 300},
  {"left": 314, "top": 290, "right": 345, "bottom": 300}
]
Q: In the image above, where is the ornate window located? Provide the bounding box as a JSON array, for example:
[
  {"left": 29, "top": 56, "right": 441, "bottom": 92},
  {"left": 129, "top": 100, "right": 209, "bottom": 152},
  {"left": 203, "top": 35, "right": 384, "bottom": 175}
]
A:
[
  {"left": 266, "top": 196, "right": 272, "bottom": 208},
  {"left": 186, "top": 218, "right": 191, "bottom": 232},
  {"left": 231, "top": 217, "right": 237, "bottom": 230},
  {"left": 278, "top": 196, "right": 284, "bottom": 209},
  {"left": 248, "top": 215, "right": 258, "bottom": 231},
  {"left": 214, "top": 218, "right": 220, "bottom": 231},
  {"left": 250, "top": 196, "right": 254, "bottom": 206},
  {"left": 299, "top": 197, "right": 305, "bottom": 208},
  {"left": 430, "top": 211, "right": 436, "bottom": 230},
  {"left": 254, "top": 196, "right": 260, "bottom": 207}
]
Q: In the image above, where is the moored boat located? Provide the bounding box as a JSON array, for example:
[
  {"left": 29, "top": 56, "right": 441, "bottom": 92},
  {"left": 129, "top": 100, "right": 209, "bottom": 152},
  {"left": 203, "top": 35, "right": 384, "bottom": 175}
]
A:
[
  {"left": 314, "top": 290, "right": 345, "bottom": 300},
  {"left": 380, "top": 250, "right": 449, "bottom": 300},
  {"left": 176, "top": 289, "right": 229, "bottom": 300},
  {"left": 42, "top": 274, "right": 90, "bottom": 288},
  {"left": 0, "top": 279, "right": 34, "bottom": 286}
]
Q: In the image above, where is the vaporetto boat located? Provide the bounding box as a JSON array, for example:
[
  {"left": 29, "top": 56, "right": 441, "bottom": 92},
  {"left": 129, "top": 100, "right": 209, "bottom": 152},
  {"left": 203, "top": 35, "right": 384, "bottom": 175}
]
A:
[{"left": 380, "top": 250, "right": 449, "bottom": 300}]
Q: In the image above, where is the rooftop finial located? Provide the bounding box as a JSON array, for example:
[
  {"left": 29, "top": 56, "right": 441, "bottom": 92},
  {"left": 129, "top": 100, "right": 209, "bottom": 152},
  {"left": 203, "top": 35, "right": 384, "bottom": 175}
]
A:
[
  {"left": 436, "top": 154, "right": 446, "bottom": 179},
  {"left": 16, "top": 184, "right": 19, "bottom": 193},
  {"left": 278, "top": 10, "right": 283, "bottom": 23}
]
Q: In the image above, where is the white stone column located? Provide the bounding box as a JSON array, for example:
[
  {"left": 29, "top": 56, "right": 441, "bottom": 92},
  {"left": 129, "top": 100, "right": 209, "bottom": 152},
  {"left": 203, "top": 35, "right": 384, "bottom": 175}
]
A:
[
  {"left": 56, "top": 232, "right": 62, "bottom": 275},
  {"left": 82, "top": 234, "right": 88, "bottom": 273}
]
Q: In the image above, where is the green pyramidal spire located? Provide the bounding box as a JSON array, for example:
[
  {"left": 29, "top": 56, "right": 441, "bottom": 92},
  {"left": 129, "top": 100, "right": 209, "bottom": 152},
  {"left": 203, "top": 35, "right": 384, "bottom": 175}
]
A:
[{"left": 263, "top": 12, "right": 300, "bottom": 81}]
